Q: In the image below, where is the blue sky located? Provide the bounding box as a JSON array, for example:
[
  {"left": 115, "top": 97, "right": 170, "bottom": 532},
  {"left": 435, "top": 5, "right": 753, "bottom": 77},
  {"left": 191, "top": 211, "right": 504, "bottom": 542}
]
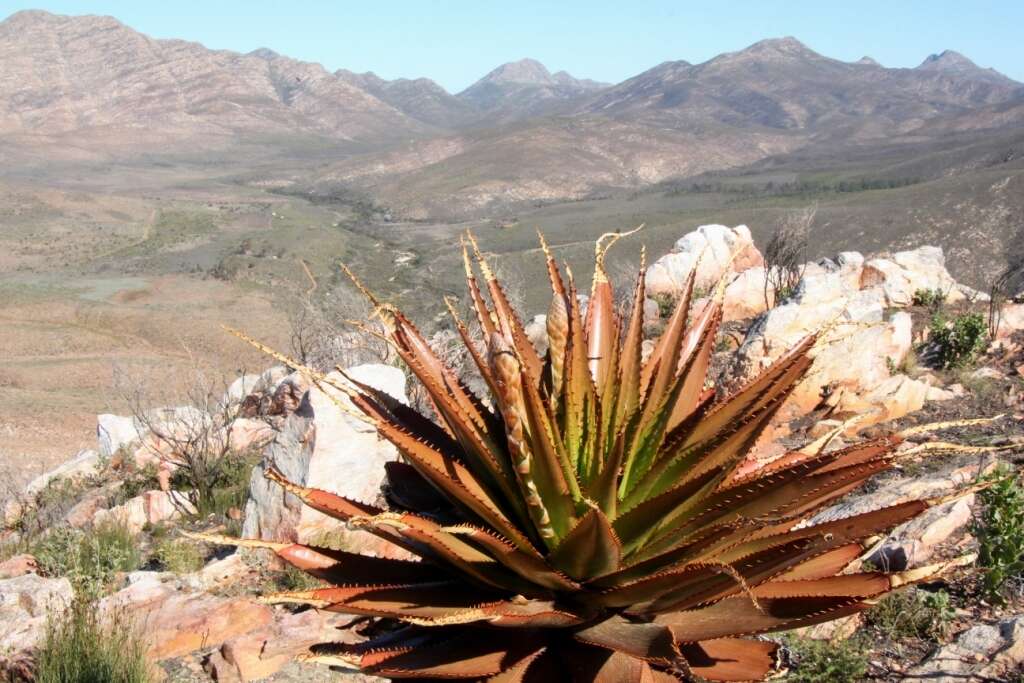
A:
[{"left": 2, "top": 1, "right": 1021, "bottom": 91}]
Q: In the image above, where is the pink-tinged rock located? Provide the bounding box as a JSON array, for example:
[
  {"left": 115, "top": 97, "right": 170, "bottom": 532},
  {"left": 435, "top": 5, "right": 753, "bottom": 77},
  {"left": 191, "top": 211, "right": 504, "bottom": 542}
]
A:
[
  {"left": 997, "top": 303, "right": 1024, "bottom": 340},
  {"left": 0, "top": 554, "right": 38, "bottom": 579},
  {"left": 92, "top": 490, "right": 194, "bottom": 534},
  {"left": 243, "top": 365, "right": 410, "bottom": 558},
  {"left": 228, "top": 418, "right": 275, "bottom": 453},
  {"left": 207, "top": 609, "right": 358, "bottom": 681},
  {"left": 101, "top": 573, "right": 273, "bottom": 661},
  {"left": 646, "top": 224, "right": 762, "bottom": 297}
]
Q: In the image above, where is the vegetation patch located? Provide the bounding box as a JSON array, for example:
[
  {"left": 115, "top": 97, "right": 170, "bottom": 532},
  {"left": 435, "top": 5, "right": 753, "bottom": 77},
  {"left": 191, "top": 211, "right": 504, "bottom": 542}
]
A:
[
  {"left": 974, "top": 465, "right": 1024, "bottom": 603},
  {"left": 35, "top": 596, "right": 151, "bottom": 683}
]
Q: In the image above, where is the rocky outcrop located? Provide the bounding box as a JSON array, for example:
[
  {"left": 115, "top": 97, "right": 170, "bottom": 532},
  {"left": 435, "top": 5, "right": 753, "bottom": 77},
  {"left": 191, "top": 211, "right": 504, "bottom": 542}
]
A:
[
  {"left": 24, "top": 448, "right": 100, "bottom": 497},
  {"left": 242, "top": 364, "right": 408, "bottom": 555},
  {"left": 861, "top": 246, "right": 975, "bottom": 306},
  {"left": 0, "top": 574, "right": 73, "bottom": 665},
  {"left": 205, "top": 609, "right": 361, "bottom": 682},
  {"left": 904, "top": 613, "right": 1024, "bottom": 681},
  {"left": 92, "top": 490, "right": 194, "bottom": 534},
  {"left": 100, "top": 572, "right": 273, "bottom": 661},
  {"left": 646, "top": 224, "right": 763, "bottom": 297}
]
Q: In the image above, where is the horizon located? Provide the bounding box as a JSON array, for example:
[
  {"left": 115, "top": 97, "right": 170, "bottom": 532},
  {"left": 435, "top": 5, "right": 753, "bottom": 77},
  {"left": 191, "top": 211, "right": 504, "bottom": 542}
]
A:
[{"left": 1, "top": 1, "right": 1022, "bottom": 91}]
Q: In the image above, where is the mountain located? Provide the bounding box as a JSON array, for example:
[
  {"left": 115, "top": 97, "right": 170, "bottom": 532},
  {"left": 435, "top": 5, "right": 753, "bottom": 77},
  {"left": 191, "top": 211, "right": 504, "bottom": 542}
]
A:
[
  {"left": 456, "top": 58, "right": 608, "bottom": 121},
  {"left": 1, "top": 11, "right": 1021, "bottom": 222},
  {"left": 579, "top": 38, "right": 1024, "bottom": 136},
  {"left": 309, "top": 38, "right": 1023, "bottom": 218},
  {"left": 0, "top": 10, "right": 433, "bottom": 156}
]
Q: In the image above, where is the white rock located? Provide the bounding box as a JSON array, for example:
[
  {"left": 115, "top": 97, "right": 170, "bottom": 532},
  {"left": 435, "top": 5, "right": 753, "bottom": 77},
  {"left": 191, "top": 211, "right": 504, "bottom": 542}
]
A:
[
  {"left": 224, "top": 366, "right": 289, "bottom": 406},
  {"left": 906, "top": 613, "right": 1024, "bottom": 681},
  {"left": 722, "top": 267, "right": 769, "bottom": 321},
  {"left": 25, "top": 449, "right": 100, "bottom": 497},
  {"left": 646, "top": 224, "right": 763, "bottom": 297},
  {"left": 0, "top": 574, "right": 73, "bottom": 657},
  {"left": 92, "top": 490, "right": 194, "bottom": 534},
  {"left": 97, "top": 414, "right": 143, "bottom": 458},
  {"left": 861, "top": 246, "right": 963, "bottom": 306},
  {"left": 243, "top": 364, "right": 408, "bottom": 556}
]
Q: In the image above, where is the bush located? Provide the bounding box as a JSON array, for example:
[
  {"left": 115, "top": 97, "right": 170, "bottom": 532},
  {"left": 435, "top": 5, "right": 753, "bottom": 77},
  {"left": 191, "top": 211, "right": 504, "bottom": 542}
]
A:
[
  {"left": 912, "top": 287, "right": 946, "bottom": 312},
  {"left": 153, "top": 537, "right": 204, "bottom": 574},
  {"left": 783, "top": 635, "right": 869, "bottom": 682},
  {"left": 929, "top": 312, "right": 987, "bottom": 369},
  {"left": 867, "top": 587, "right": 956, "bottom": 641},
  {"left": 33, "top": 522, "right": 142, "bottom": 597},
  {"left": 35, "top": 596, "right": 151, "bottom": 683},
  {"left": 974, "top": 465, "right": 1024, "bottom": 603}
]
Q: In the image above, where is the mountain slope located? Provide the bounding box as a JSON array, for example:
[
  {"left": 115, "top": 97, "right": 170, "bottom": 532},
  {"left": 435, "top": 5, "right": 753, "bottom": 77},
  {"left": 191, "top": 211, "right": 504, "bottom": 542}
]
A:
[
  {"left": 0, "top": 10, "right": 431, "bottom": 150},
  {"left": 580, "top": 38, "right": 1024, "bottom": 137}
]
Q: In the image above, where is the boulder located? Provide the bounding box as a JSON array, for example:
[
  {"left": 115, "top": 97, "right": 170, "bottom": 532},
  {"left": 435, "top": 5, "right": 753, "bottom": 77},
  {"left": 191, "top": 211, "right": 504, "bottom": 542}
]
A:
[
  {"left": 0, "top": 554, "right": 38, "bottom": 579},
  {"left": 867, "top": 494, "right": 975, "bottom": 570},
  {"left": 224, "top": 366, "right": 289, "bottom": 407},
  {"left": 97, "top": 414, "right": 143, "bottom": 458},
  {"left": 243, "top": 364, "right": 408, "bottom": 555},
  {"left": 996, "top": 303, "right": 1024, "bottom": 340},
  {"left": 905, "top": 613, "right": 1024, "bottom": 681},
  {"left": 646, "top": 224, "right": 762, "bottom": 297},
  {"left": 861, "top": 246, "right": 963, "bottom": 306},
  {"left": 722, "top": 267, "right": 769, "bottom": 321},
  {"left": 183, "top": 554, "right": 254, "bottom": 592},
  {"left": 25, "top": 449, "right": 101, "bottom": 497},
  {"left": 0, "top": 573, "right": 73, "bottom": 658},
  {"left": 92, "top": 490, "right": 194, "bottom": 534},
  {"left": 732, "top": 290, "right": 911, "bottom": 431},
  {"left": 206, "top": 609, "right": 358, "bottom": 681},
  {"left": 100, "top": 572, "right": 274, "bottom": 661}
]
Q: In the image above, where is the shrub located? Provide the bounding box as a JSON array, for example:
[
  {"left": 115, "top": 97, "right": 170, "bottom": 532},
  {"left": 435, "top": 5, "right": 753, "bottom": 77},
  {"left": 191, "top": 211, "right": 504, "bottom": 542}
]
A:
[
  {"left": 783, "top": 635, "right": 869, "bottom": 682},
  {"left": 974, "top": 465, "right": 1024, "bottom": 602},
  {"left": 912, "top": 287, "right": 946, "bottom": 313},
  {"left": 35, "top": 596, "right": 151, "bottom": 683},
  {"left": 34, "top": 522, "right": 142, "bottom": 597},
  {"left": 929, "top": 312, "right": 987, "bottom": 369},
  {"left": 153, "top": 537, "right": 204, "bottom": 574},
  {"left": 867, "top": 587, "right": 956, "bottom": 641}
]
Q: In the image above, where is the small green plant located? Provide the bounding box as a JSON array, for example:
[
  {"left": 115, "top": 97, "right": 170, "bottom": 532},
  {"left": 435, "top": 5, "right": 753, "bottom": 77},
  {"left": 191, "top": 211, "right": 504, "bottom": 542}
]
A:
[
  {"left": 929, "top": 312, "right": 987, "bottom": 369},
  {"left": 35, "top": 596, "right": 151, "bottom": 683},
  {"left": 866, "top": 587, "right": 956, "bottom": 641},
  {"left": 153, "top": 537, "right": 204, "bottom": 574},
  {"left": 33, "top": 522, "right": 142, "bottom": 597},
  {"left": 974, "top": 465, "right": 1024, "bottom": 603},
  {"left": 650, "top": 292, "right": 676, "bottom": 320},
  {"left": 273, "top": 563, "right": 324, "bottom": 592},
  {"left": 783, "top": 635, "right": 869, "bottom": 682},
  {"left": 913, "top": 287, "right": 946, "bottom": 312}
]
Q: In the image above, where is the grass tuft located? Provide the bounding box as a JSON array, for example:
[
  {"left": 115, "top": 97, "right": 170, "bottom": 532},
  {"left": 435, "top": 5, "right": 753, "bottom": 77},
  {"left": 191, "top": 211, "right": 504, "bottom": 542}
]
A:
[{"left": 35, "top": 596, "right": 151, "bottom": 683}]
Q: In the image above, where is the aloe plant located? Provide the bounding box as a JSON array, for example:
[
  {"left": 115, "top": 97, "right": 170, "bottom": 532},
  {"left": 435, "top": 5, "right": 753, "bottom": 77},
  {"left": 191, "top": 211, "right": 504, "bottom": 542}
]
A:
[{"left": 210, "top": 231, "right": 977, "bottom": 681}]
